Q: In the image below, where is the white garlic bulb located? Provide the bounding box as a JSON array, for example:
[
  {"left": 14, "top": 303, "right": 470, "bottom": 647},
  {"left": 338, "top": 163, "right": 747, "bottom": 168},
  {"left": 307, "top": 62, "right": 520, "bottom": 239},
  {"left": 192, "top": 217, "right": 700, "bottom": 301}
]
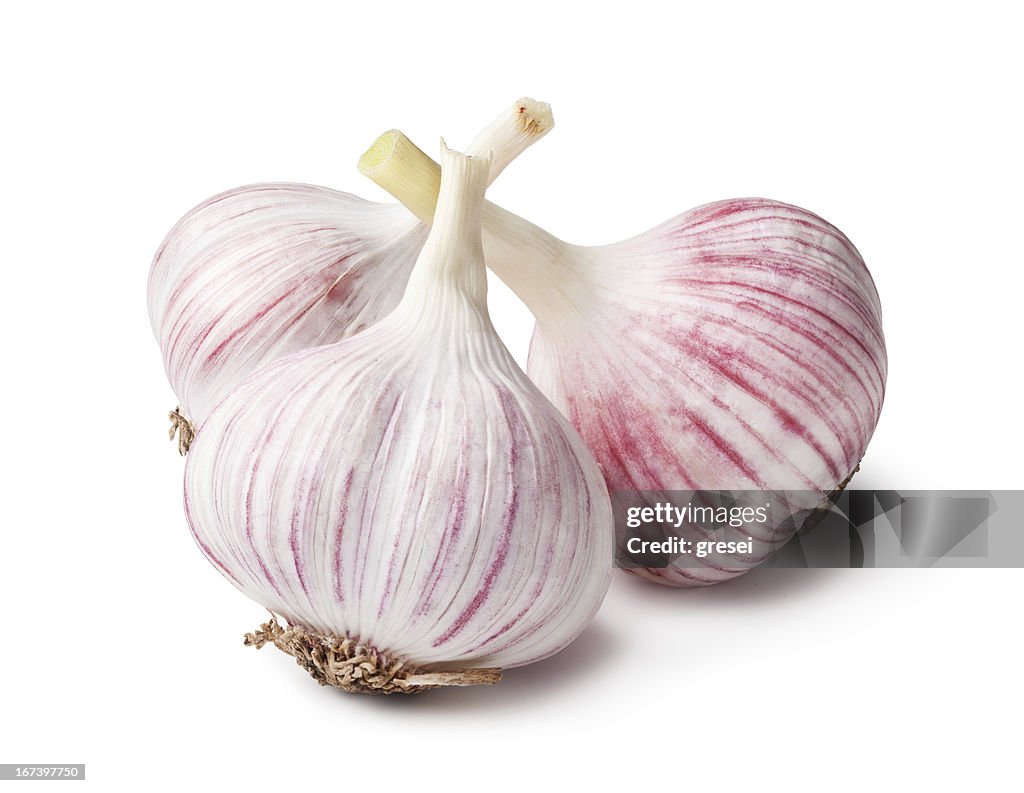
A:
[
  {"left": 365, "top": 138, "right": 886, "bottom": 588},
  {"left": 183, "top": 145, "right": 613, "bottom": 693},
  {"left": 147, "top": 99, "right": 552, "bottom": 451}
]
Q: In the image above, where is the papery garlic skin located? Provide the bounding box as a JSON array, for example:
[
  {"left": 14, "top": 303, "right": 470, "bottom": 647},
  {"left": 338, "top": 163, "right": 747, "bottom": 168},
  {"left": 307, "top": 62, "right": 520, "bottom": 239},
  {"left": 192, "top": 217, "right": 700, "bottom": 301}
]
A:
[
  {"left": 365, "top": 143, "right": 886, "bottom": 588},
  {"left": 148, "top": 99, "right": 552, "bottom": 442},
  {"left": 184, "top": 147, "right": 612, "bottom": 683}
]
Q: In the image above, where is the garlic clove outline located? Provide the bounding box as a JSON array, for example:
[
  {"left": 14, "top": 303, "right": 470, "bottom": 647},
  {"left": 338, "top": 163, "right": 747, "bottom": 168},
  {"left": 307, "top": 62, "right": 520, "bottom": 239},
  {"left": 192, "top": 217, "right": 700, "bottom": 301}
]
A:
[
  {"left": 148, "top": 98, "right": 554, "bottom": 451},
  {"left": 362, "top": 134, "right": 886, "bottom": 587},
  {"left": 183, "top": 144, "right": 614, "bottom": 693}
]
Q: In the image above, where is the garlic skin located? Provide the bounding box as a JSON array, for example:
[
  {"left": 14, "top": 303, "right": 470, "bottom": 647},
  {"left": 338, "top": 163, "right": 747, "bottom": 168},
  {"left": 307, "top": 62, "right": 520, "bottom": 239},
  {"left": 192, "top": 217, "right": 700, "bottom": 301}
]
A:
[
  {"left": 183, "top": 147, "right": 613, "bottom": 690},
  {"left": 365, "top": 144, "right": 886, "bottom": 588},
  {"left": 147, "top": 99, "right": 553, "bottom": 446}
]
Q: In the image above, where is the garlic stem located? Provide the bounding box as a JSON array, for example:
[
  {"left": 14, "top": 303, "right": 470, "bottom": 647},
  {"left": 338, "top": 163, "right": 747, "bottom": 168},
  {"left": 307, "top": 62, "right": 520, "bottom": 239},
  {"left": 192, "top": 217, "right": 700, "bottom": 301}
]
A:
[
  {"left": 360, "top": 130, "right": 590, "bottom": 334},
  {"left": 466, "top": 97, "right": 554, "bottom": 181},
  {"left": 399, "top": 144, "right": 491, "bottom": 309},
  {"left": 358, "top": 130, "right": 441, "bottom": 224},
  {"left": 357, "top": 98, "right": 553, "bottom": 224}
]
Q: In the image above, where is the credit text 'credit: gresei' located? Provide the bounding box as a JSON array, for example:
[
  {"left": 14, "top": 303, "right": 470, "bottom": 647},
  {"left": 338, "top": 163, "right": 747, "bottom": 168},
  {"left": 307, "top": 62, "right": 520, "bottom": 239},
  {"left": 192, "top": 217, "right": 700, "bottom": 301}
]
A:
[{"left": 625, "top": 537, "right": 756, "bottom": 557}]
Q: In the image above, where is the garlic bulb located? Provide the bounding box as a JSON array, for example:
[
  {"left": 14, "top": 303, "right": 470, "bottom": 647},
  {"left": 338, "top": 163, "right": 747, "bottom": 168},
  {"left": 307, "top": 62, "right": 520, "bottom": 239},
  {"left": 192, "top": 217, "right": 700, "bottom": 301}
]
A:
[
  {"left": 183, "top": 145, "right": 613, "bottom": 693},
  {"left": 364, "top": 138, "right": 886, "bottom": 587},
  {"left": 147, "top": 98, "right": 553, "bottom": 451}
]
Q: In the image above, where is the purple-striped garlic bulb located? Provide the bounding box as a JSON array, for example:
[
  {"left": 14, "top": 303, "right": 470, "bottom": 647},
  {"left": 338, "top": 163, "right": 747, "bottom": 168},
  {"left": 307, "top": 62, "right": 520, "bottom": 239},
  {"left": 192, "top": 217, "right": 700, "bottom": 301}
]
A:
[
  {"left": 364, "top": 139, "right": 886, "bottom": 588},
  {"left": 147, "top": 98, "right": 553, "bottom": 452},
  {"left": 183, "top": 146, "right": 613, "bottom": 694}
]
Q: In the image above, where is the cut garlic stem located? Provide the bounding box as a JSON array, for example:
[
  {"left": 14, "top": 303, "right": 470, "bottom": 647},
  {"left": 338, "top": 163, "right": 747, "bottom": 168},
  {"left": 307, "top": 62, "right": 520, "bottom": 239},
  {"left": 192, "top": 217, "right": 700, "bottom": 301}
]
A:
[
  {"left": 360, "top": 128, "right": 589, "bottom": 333},
  {"left": 394, "top": 141, "right": 491, "bottom": 311},
  {"left": 357, "top": 97, "right": 554, "bottom": 224},
  {"left": 358, "top": 130, "right": 441, "bottom": 225},
  {"left": 466, "top": 97, "right": 553, "bottom": 181}
]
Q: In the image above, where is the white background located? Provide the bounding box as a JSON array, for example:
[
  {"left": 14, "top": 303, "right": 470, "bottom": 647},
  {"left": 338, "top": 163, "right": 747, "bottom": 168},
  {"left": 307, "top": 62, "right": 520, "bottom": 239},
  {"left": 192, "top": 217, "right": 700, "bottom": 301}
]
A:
[{"left": 1, "top": 1, "right": 1021, "bottom": 790}]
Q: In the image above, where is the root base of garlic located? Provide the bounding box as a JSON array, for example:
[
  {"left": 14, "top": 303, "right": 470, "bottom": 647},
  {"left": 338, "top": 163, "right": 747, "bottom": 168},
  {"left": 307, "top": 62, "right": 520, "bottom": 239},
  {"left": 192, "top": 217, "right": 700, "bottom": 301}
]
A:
[
  {"left": 243, "top": 618, "right": 502, "bottom": 695},
  {"left": 831, "top": 463, "right": 861, "bottom": 496},
  {"left": 167, "top": 407, "right": 195, "bottom": 456},
  {"left": 796, "top": 463, "right": 863, "bottom": 537}
]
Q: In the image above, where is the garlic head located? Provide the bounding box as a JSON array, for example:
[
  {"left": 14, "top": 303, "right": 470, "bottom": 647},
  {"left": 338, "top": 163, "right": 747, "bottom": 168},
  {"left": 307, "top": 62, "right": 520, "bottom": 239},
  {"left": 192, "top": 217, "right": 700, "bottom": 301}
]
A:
[{"left": 183, "top": 145, "right": 613, "bottom": 693}]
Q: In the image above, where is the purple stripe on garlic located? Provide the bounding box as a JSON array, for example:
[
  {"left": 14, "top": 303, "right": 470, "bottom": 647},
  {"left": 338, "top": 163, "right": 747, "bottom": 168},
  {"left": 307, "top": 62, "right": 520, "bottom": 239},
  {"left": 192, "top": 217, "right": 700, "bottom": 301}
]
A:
[{"left": 183, "top": 145, "right": 613, "bottom": 691}]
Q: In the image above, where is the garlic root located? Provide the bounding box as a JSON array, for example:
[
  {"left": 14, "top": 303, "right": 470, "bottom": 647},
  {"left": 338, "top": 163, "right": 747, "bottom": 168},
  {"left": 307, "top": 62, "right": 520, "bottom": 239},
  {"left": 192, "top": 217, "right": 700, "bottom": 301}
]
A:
[
  {"left": 244, "top": 618, "right": 501, "bottom": 695},
  {"left": 167, "top": 407, "right": 194, "bottom": 456}
]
